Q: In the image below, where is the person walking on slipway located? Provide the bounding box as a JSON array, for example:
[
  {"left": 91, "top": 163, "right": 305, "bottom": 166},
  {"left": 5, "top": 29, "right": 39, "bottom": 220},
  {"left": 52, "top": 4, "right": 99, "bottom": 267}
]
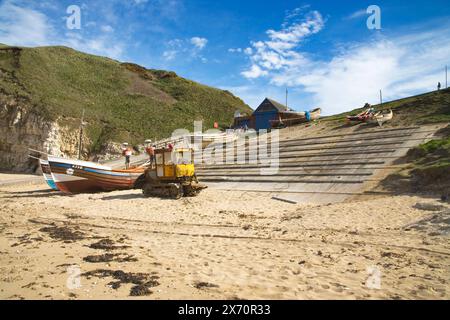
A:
[{"left": 145, "top": 140, "right": 156, "bottom": 167}]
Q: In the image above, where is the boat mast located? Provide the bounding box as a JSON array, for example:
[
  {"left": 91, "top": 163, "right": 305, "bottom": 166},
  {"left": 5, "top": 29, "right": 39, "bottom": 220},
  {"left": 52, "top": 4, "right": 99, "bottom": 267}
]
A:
[
  {"left": 285, "top": 87, "right": 288, "bottom": 109},
  {"left": 379, "top": 90, "right": 383, "bottom": 108},
  {"left": 78, "top": 109, "right": 85, "bottom": 160}
]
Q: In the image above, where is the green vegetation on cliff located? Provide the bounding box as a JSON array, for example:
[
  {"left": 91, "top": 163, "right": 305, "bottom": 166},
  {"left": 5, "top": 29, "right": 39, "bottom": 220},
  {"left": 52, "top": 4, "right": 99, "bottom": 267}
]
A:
[
  {"left": 323, "top": 88, "right": 450, "bottom": 126},
  {"left": 407, "top": 126, "right": 450, "bottom": 190},
  {"left": 0, "top": 44, "right": 251, "bottom": 152},
  {"left": 381, "top": 125, "right": 450, "bottom": 195}
]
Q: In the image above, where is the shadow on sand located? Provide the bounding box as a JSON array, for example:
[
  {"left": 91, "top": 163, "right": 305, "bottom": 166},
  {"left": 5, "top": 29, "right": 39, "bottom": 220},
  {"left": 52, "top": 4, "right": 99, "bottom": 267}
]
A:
[{"left": 1, "top": 189, "right": 68, "bottom": 199}]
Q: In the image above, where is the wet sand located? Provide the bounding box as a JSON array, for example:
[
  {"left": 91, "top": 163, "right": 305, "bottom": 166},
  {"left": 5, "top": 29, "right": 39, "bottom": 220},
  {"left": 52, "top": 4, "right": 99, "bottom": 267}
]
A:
[{"left": 0, "top": 177, "right": 449, "bottom": 299}]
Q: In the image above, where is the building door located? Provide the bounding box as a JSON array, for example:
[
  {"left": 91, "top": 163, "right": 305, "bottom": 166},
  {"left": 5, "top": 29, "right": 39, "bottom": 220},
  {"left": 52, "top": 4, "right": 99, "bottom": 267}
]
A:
[{"left": 254, "top": 111, "right": 277, "bottom": 130}]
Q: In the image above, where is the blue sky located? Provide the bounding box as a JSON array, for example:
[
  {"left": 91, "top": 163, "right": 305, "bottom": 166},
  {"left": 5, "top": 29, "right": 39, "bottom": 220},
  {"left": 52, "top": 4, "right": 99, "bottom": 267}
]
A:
[{"left": 1, "top": 0, "right": 449, "bottom": 114}]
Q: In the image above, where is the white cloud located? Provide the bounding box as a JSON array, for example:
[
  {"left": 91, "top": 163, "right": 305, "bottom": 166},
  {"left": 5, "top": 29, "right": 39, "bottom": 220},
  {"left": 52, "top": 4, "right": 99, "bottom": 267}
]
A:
[
  {"left": 346, "top": 9, "right": 367, "bottom": 20},
  {"left": 164, "top": 37, "right": 208, "bottom": 62},
  {"left": 242, "top": 9, "right": 324, "bottom": 79},
  {"left": 65, "top": 32, "right": 124, "bottom": 60},
  {"left": 190, "top": 37, "right": 208, "bottom": 50},
  {"left": 0, "top": 0, "right": 126, "bottom": 60},
  {"left": 167, "top": 38, "right": 183, "bottom": 47},
  {"left": 101, "top": 25, "right": 114, "bottom": 33},
  {"left": 270, "top": 32, "right": 450, "bottom": 115},
  {"left": 239, "top": 7, "right": 450, "bottom": 115},
  {"left": 37, "top": 1, "right": 60, "bottom": 11},
  {"left": 244, "top": 47, "right": 253, "bottom": 55},
  {"left": 241, "top": 64, "right": 268, "bottom": 79},
  {"left": 0, "top": 0, "right": 52, "bottom": 46},
  {"left": 266, "top": 10, "right": 323, "bottom": 43},
  {"left": 85, "top": 21, "right": 97, "bottom": 28},
  {"left": 163, "top": 50, "right": 177, "bottom": 61},
  {"left": 274, "top": 41, "right": 400, "bottom": 113},
  {"left": 228, "top": 48, "right": 242, "bottom": 53}
]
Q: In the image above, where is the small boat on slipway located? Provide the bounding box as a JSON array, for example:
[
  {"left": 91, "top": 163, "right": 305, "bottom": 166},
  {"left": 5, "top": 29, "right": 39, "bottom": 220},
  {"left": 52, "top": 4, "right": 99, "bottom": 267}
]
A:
[
  {"left": 367, "top": 109, "right": 394, "bottom": 126},
  {"left": 270, "top": 108, "right": 322, "bottom": 128},
  {"left": 47, "top": 156, "right": 145, "bottom": 194}
]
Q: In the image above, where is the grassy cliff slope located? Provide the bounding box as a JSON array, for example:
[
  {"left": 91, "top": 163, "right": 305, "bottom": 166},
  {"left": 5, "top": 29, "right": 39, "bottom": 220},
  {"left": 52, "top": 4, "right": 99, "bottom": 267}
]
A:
[
  {"left": 0, "top": 44, "right": 251, "bottom": 152},
  {"left": 323, "top": 88, "right": 450, "bottom": 126}
]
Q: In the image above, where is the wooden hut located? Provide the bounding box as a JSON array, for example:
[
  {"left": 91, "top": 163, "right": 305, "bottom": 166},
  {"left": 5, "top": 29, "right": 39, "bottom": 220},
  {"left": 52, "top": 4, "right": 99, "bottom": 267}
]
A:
[
  {"left": 250, "top": 98, "right": 289, "bottom": 130},
  {"left": 233, "top": 98, "right": 320, "bottom": 130}
]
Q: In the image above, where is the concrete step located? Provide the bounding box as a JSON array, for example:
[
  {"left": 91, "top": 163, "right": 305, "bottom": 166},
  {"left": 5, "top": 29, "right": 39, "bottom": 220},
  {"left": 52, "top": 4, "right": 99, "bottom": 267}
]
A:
[
  {"left": 200, "top": 148, "right": 397, "bottom": 163},
  {"left": 198, "top": 160, "right": 388, "bottom": 169},
  {"left": 277, "top": 128, "right": 421, "bottom": 145},
  {"left": 213, "top": 132, "right": 416, "bottom": 153},
  {"left": 198, "top": 165, "right": 382, "bottom": 173},
  {"left": 266, "top": 140, "right": 405, "bottom": 152},
  {"left": 199, "top": 175, "right": 367, "bottom": 184},
  {"left": 279, "top": 134, "right": 432, "bottom": 149},
  {"left": 198, "top": 158, "right": 399, "bottom": 171},
  {"left": 209, "top": 126, "right": 421, "bottom": 148},
  {"left": 198, "top": 167, "right": 377, "bottom": 174},
  {"left": 198, "top": 168, "right": 390, "bottom": 175},
  {"left": 228, "top": 131, "right": 415, "bottom": 148},
  {"left": 198, "top": 172, "right": 373, "bottom": 177},
  {"left": 202, "top": 141, "right": 407, "bottom": 157},
  {"left": 279, "top": 126, "right": 420, "bottom": 141},
  {"left": 206, "top": 130, "right": 436, "bottom": 158},
  {"left": 201, "top": 146, "right": 406, "bottom": 162}
]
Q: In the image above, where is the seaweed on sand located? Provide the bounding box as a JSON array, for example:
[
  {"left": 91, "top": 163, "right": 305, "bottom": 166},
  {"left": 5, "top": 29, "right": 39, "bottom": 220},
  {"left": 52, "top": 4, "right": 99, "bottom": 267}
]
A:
[{"left": 82, "top": 269, "right": 160, "bottom": 296}]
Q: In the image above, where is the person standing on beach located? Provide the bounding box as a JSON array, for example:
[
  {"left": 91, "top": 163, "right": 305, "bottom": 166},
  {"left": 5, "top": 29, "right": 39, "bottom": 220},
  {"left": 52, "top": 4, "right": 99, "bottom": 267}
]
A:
[
  {"left": 438, "top": 82, "right": 441, "bottom": 91},
  {"left": 122, "top": 143, "right": 132, "bottom": 169}
]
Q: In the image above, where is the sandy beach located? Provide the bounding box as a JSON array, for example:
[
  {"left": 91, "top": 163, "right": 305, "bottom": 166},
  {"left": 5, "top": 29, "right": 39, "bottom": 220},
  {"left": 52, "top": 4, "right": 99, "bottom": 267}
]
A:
[{"left": 0, "top": 176, "right": 449, "bottom": 300}]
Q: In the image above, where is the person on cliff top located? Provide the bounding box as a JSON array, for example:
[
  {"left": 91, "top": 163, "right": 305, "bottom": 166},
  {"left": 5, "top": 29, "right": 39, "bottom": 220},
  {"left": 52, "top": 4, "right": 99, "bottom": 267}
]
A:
[{"left": 122, "top": 143, "right": 132, "bottom": 169}]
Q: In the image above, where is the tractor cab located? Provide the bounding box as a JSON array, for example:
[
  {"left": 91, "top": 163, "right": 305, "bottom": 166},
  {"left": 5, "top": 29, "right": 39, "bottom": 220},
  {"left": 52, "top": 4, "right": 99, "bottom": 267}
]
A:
[
  {"left": 141, "top": 147, "right": 206, "bottom": 199},
  {"left": 154, "top": 148, "right": 195, "bottom": 180}
]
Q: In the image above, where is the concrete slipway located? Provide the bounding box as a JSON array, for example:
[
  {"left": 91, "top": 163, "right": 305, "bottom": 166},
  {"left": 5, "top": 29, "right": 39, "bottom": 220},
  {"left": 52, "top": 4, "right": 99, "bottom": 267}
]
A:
[
  {"left": 106, "top": 123, "right": 444, "bottom": 204},
  {"left": 195, "top": 124, "right": 445, "bottom": 204}
]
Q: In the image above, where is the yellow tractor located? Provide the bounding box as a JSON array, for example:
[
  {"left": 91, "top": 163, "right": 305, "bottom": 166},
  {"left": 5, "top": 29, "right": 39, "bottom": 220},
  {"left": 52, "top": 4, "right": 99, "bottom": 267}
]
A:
[{"left": 139, "top": 147, "right": 207, "bottom": 199}]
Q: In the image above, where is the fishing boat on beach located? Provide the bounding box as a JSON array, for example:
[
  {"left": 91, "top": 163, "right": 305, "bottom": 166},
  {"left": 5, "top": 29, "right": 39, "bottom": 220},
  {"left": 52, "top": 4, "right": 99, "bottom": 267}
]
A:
[
  {"left": 47, "top": 156, "right": 146, "bottom": 194},
  {"left": 39, "top": 159, "right": 58, "bottom": 190}
]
